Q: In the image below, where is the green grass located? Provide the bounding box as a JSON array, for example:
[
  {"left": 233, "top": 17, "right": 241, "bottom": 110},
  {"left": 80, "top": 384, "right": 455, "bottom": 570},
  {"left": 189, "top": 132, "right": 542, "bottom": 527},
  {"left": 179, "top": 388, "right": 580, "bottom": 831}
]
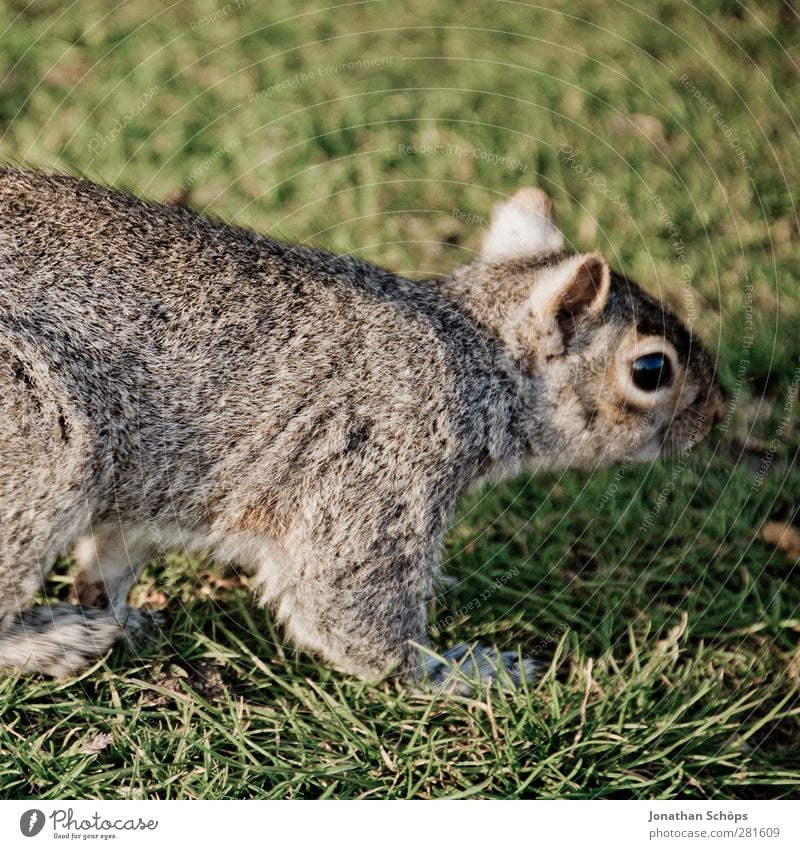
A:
[{"left": 1, "top": 0, "right": 798, "bottom": 799}]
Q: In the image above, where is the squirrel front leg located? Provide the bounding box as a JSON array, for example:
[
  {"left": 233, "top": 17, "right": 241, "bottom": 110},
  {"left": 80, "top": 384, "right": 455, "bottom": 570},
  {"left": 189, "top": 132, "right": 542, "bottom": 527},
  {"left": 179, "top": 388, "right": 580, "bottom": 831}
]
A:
[
  {"left": 270, "top": 530, "right": 536, "bottom": 691},
  {"left": 273, "top": 544, "right": 433, "bottom": 682}
]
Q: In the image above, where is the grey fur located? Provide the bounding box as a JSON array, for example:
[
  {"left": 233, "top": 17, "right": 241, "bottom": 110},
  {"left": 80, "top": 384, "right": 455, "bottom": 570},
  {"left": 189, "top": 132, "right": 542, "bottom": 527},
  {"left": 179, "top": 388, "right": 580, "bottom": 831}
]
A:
[{"left": 0, "top": 169, "right": 725, "bottom": 684}]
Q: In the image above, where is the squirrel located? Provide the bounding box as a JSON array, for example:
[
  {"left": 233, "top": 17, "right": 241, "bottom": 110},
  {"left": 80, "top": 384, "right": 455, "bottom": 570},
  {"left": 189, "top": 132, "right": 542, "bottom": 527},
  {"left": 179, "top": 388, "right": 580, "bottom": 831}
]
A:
[{"left": 0, "top": 169, "right": 726, "bottom": 687}]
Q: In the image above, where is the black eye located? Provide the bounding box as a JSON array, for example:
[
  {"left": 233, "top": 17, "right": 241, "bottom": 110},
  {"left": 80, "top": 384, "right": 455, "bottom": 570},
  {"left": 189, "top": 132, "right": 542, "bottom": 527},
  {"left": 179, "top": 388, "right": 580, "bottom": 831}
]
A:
[{"left": 632, "top": 353, "right": 672, "bottom": 391}]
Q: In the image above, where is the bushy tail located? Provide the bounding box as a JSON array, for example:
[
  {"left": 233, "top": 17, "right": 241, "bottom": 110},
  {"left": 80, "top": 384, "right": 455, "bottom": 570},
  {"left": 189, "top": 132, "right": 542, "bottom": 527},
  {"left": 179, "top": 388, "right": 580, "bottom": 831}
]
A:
[{"left": 0, "top": 603, "right": 122, "bottom": 676}]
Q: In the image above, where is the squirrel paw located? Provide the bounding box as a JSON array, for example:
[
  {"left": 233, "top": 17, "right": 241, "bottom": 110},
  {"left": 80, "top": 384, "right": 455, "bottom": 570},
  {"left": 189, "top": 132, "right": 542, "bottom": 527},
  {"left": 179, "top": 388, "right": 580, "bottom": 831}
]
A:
[
  {"left": 116, "top": 607, "right": 165, "bottom": 653},
  {"left": 420, "top": 643, "right": 538, "bottom": 696}
]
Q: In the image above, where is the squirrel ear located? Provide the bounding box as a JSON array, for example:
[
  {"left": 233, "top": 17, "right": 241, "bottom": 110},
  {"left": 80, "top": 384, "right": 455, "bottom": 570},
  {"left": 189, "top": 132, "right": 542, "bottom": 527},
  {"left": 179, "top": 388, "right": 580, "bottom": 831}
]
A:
[
  {"left": 504, "top": 253, "right": 611, "bottom": 366},
  {"left": 531, "top": 253, "right": 611, "bottom": 324},
  {"left": 480, "top": 187, "right": 565, "bottom": 263}
]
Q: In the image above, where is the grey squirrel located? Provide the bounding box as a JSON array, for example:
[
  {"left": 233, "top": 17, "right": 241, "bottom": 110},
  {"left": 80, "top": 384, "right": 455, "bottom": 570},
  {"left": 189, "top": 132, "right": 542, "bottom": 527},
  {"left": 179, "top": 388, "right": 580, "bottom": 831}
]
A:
[{"left": 0, "top": 170, "right": 725, "bottom": 687}]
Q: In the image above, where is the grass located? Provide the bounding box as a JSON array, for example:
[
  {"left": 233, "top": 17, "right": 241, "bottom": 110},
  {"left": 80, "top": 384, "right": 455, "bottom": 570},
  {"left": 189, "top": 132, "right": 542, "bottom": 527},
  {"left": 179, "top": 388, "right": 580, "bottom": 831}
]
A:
[{"left": 1, "top": 0, "right": 798, "bottom": 799}]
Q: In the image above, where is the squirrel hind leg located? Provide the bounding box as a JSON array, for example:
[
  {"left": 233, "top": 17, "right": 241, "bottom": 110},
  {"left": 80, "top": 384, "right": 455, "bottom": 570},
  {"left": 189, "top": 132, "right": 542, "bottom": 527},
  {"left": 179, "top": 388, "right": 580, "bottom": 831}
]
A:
[
  {"left": 0, "top": 603, "right": 123, "bottom": 677},
  {"left": 72, "top": 523, "right": 154, "bottom": 610},
  {"left": 72, "top": 524, "right": 163, "bottom": 654}
]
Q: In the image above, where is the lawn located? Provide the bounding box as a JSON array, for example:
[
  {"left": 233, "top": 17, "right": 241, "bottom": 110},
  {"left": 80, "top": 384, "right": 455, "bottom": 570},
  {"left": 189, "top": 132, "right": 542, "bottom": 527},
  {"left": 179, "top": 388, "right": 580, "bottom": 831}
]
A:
[{"left": 0, "top": 0, "right": 798, "bottom": 799}]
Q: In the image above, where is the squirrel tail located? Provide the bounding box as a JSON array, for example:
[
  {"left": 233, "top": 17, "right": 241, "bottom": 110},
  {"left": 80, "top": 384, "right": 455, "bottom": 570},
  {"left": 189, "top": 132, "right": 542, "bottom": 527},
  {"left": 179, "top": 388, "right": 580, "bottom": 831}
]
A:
[{"left": 0, "top": 603, "right": 122, "bottom": 676}]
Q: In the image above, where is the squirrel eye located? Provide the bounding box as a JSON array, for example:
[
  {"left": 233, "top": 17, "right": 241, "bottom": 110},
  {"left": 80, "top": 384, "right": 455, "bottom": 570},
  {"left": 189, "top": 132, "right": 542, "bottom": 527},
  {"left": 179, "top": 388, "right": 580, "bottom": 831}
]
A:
[{"left": 632, "top": 353, "right": 672, "bottom": 391}]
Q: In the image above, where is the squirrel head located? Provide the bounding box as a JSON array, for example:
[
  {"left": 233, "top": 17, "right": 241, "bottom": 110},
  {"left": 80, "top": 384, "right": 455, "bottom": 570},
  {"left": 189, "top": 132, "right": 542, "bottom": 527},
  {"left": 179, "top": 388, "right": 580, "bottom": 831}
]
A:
[{"left": 450, "top": 187, "right": 727, "bottom": 469}]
